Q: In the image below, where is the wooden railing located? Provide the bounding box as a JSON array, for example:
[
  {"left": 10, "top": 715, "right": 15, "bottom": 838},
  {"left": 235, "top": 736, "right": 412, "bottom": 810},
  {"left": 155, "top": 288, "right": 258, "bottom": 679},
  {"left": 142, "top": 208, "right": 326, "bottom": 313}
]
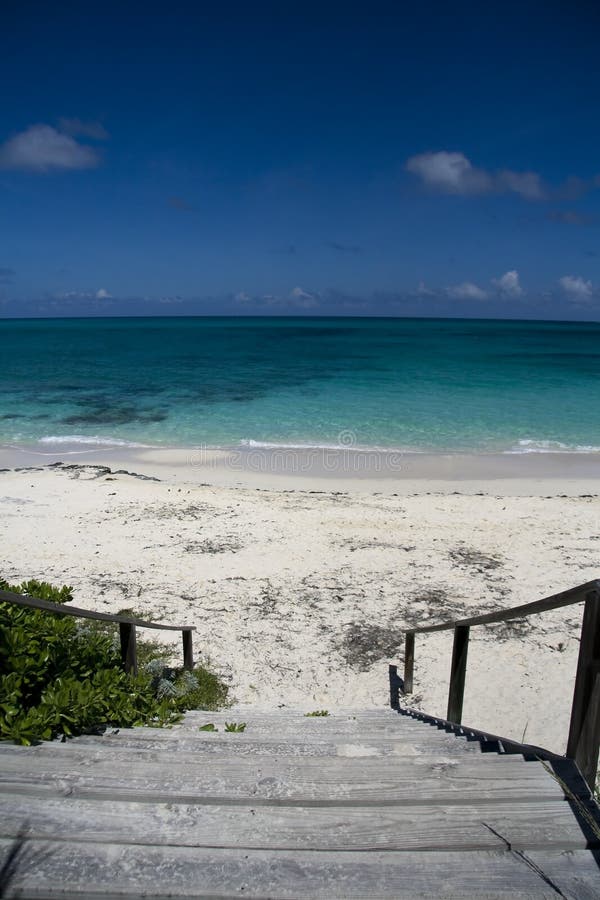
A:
[
  {"left": 401, "top": 579, "right": 600, "bottom": 789},
  {"left": 0, "top": 588, "right": 195, "bottom": 676}
]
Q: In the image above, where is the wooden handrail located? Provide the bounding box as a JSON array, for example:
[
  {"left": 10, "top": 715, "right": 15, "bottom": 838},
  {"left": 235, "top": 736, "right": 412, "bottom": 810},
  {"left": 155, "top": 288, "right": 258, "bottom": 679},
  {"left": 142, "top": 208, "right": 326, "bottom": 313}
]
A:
[
  {"left": 0, "top": 588, "right": 195, "bottom": 676},
  {"left": 401, "top": 579, "right": 600, "bottom": 789}
]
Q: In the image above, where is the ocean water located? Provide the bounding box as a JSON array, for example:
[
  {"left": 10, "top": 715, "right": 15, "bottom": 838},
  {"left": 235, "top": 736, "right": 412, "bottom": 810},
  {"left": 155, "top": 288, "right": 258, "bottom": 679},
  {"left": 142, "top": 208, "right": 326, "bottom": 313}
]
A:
[{"left": 1, "top": 316, "right": 600, "bottom": 454}]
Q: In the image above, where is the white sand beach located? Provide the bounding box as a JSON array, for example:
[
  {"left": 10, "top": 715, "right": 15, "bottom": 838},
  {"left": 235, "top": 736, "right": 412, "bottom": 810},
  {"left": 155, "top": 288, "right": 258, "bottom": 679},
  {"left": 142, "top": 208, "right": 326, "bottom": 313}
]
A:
[{"left": 1, "top": 444, "right": 599, "bottom": 755}]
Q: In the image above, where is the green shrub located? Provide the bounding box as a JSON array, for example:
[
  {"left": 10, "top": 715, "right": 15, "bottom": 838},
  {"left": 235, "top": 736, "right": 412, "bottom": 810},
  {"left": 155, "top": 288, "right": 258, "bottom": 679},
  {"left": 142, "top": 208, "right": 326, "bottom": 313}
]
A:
[{"left": 0, "top": 579, "right": 228, "bottom": 745}]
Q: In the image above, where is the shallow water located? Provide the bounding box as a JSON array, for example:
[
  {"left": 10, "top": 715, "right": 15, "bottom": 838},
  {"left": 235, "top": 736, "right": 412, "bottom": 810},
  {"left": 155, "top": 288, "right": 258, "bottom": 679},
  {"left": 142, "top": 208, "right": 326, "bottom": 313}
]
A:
[{"left": 2, "top": 316, "right": 600, "bottom": 453}]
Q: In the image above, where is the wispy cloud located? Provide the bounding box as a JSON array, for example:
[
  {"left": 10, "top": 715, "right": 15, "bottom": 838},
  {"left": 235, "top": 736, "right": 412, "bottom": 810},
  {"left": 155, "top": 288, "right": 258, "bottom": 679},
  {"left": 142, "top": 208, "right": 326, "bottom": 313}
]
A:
[
  {"left": 51, "top": 288, "right": 113, "bottom": 302},
  {"left": 58, "top": 118, "right": 109, "bottom": 140},
  {"left": 0, "top": 124, "right": 101, "bottom": 171},
  {"left": 416, "top": 281, "right": 435, "bottom": 296},
  {"left": 447, "top": 280, "right": 488, "bottom": 300},
  {"left": 326, "top": 241, "right": 361, "bottom": 254},
  {"left": 492, "top": 270, "right": 523, "bottom": 297},
  {"left": 289, "top": 286, "right": 320, "bottom": 308},
  {"left": 559, "top": 275, "right": 593, "bottom": 301},
  {"left": 233, "top": 286, "right": 320, "bottom": 310},
  {"left": 168, "top": 196, "right": 194, "bottom": 212},
  {"left": 547, "top": 210, "right": 596, "bottom": 226}
]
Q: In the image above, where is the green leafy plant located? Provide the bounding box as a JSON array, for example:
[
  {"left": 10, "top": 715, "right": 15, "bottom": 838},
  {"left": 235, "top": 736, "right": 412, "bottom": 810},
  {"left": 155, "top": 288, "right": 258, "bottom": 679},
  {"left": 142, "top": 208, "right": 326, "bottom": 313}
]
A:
[
  {"left": 198, "top": 723, "right": 217, "bottom": 732},
  {"left": 0, "top": 578, "right": 228, "bottom": 745},
  {"left": 224, "top": 721, "right": 246, "bottom": 732},
  {"left": 304, "top": 710, "right": 329, "bottom": 717}
]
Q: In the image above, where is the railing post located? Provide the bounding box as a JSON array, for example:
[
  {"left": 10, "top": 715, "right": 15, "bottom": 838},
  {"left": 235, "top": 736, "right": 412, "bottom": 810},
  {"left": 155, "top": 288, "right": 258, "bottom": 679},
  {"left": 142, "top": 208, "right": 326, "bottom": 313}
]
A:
[
  {"left": 119, "top": 622, "right": 138, "bottom": 675},
  {"left": 566, "top": 590, "right": 600, "bottom": 789},
  {"left": 447, "top": 625, "right": 470, "bottom": 724},
  {"left": 182, "top": 629, "right": 194, "bottom": 670},
  {"left": 389, "top": 664, "right": 402, "bottom": 709},
  {"left": 404, "top": 632, "right": 415, "bottom": 694}
]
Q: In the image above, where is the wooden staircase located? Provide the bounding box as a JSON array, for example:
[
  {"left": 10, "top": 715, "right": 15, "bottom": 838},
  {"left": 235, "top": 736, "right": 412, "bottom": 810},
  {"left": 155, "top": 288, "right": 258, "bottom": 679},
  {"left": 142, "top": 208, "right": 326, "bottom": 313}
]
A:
[{"left": 1, "top": 708, "right": 599, "bottom": 898}]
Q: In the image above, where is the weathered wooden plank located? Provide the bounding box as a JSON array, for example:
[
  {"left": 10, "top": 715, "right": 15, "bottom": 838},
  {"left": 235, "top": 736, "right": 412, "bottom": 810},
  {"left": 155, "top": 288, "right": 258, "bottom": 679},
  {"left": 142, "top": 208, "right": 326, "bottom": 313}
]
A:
[
  {"left": 180, "top": 711, "right": 421, "bottom": 724},
  {"left": 63, "top": 732, "right": 484, "bottom": 756},
  {"left": 182, "top": 708, "right": 398, "bottom": 718},
  {"left": 0, "top": 755, "right": 564, "bottom": 805},
  {"left": 173, "top": 720, "right": 456, "bottom": 738},
  {"left": 1, "top": 841, "right": 599, "bottom": 898},
  {"left": 0, "top": 794, "right": 590, "bottom": 851},
  {"left": 0, "top": 744, "right": 484, "bottom": 774},
  {"left": 71, "top": 721, "right": 477, "bottom": 742}
]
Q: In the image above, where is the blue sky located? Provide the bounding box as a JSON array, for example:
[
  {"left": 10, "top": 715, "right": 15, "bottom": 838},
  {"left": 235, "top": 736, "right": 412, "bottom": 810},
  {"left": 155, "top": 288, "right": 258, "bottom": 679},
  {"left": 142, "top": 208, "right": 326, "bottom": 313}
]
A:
[{"left": 1, "top": 0, "right": 599, "bottom": 318}]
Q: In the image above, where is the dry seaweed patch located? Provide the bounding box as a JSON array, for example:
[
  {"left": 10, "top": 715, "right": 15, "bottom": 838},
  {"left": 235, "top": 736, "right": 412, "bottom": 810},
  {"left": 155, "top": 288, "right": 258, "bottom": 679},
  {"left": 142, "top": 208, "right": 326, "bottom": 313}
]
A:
[
  {"left": 404, "top": 587, "right": 479, "bottom": 627},
  {"left": 487, "top": 616, "right": 534, "bottom": 640},
  {"left": 334, "top": 622, "right": 404, "bottom": 671},
  {"left": 336, "top": 537, "right": 416, "bottom": 553},
  {"left": 449, "top": 545, "right": 504, "bottom": 572},
  {"left": 401, "top": 585, "right": 532, "bottom": 643},
  {"left": 184, "top": 538, "right": 243, "bottom": 554},
  {"left": 138, "top": 501, "right": 224, "bottom": 522}
]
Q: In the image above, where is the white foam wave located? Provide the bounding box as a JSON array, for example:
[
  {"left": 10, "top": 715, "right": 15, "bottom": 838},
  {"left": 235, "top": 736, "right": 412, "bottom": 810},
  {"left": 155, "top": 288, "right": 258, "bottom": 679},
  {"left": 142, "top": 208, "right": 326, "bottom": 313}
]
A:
[
  {"left": 237, "top": 438, "right": 412, "bottom": 452},
  {"left": 39, "top": 435, "right": 156, "bottom": 449},
  {"left": 506, "top": 439, "right": 600, "bottom": 454}
]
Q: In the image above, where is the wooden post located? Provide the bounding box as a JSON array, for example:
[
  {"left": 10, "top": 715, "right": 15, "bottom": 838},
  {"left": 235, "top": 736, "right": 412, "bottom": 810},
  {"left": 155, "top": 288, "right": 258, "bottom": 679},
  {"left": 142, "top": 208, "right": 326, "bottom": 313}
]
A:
[
  {"left": 182, "top": 629, "right": 194, "bottom": 671},
  {"left": 389, "top": 664, "right": 401, "bottom": 709},
  {"left": 566, "top": 590, "right": 600, "bottom": 789},
  {"left": 447, "top": 625, "right": 470, "bottom": 724},
  {"left": 404, "top": 632, "right": 415, "bottom": 694},
  {"left": 119, "top": 622, "right": 137, "bottom": 675}
]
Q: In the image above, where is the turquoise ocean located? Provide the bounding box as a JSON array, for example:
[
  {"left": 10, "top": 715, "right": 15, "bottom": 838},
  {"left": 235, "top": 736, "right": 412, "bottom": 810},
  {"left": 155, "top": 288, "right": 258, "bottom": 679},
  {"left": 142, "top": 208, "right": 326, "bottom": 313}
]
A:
[{"left": 1, "top": 317, "right": 600, "bottom": 454}]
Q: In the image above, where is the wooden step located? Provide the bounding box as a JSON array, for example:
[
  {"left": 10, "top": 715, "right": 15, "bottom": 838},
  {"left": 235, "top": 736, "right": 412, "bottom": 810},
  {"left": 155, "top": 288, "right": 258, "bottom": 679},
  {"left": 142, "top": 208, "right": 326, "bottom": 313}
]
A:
[
  {"left": 64, "top": 730, "right": 484, "bottom": 756},
  {"left": 175, "top": 715, "right": 450, "bottom": 737},
  {"left": 0, "top": 792, "right": 590, "bottom": 851},
  {"left": 0, "top": 754, "right": 563, "bottom": 805},
  {"left": 0, "top": 741, "right": 486, "bottom": 773},
  {"left": 1, "top": 841, "right": 598, "bottom": 899}
]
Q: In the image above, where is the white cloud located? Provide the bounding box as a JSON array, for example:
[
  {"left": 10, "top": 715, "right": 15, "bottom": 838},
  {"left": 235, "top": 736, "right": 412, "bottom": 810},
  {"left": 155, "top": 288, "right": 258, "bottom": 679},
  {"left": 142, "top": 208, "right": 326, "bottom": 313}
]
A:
[
  {"left": 447, "top": 281, "right": 488, "bottom": 300},
  {"left": 416, "top": 280, "right": 435, "bottom": 296},
  {"left": 95, "top": 288, "right": 111, "bottom": 299},
  {"left": 406, "top": 152, "right": 492, "bottom": 194},
  {"left": 234, "top": 291, "right": 251, "bottom": 303},
  {"left": 496, "top": 170, "right": 544, "bottom": 200},
  {"left": 559, "top": 275, "right": 593, "bottom": 300},
  {"left": 493, "top": 270, "right": 523, "bottom": 297},
  {"left": 58, "top": 118, "right": 109, "bottom": 140},
  {"left": 289, "top": 286, "right": 319, "bottom": 308},
  {"left": 0, "top": 124, "right": 100, "bottom": 171},
  {"left": 405, "top": 151, "right": 545, "bottom": 200}
]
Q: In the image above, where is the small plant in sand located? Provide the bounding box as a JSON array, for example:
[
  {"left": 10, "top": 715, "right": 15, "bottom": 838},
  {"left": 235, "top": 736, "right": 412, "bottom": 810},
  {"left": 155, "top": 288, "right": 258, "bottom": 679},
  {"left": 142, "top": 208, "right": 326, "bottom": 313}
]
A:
[
  {"left": 305, "top": 710, "right": 329, "bottom": 717},
  {"left": 0, "top": 578, "right": 228, "bottom": 745},
  {"left": 198, "top": 722, "right": 246, "bottom": 732}
]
